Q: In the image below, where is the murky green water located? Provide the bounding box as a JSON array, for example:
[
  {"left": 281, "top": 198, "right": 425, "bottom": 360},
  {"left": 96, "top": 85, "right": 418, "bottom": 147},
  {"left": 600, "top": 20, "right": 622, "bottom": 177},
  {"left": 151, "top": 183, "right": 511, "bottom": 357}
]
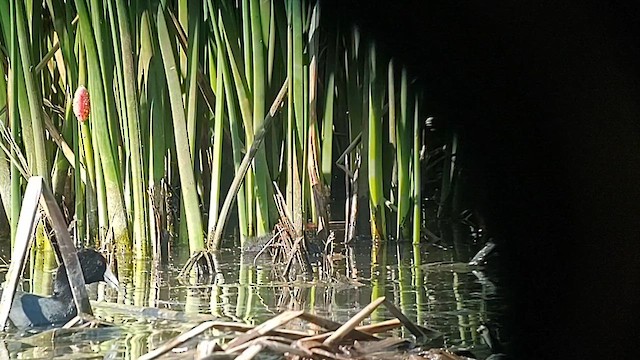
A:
[{"left": 0, "top": 225, "right": 504, "bottom": 359}]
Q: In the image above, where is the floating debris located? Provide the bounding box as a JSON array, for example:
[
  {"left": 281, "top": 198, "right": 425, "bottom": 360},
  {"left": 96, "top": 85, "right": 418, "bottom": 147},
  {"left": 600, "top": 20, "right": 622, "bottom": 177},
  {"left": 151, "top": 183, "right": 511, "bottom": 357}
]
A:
[{"left": 136, "top": 296, "right": 485, "bottom": 360}]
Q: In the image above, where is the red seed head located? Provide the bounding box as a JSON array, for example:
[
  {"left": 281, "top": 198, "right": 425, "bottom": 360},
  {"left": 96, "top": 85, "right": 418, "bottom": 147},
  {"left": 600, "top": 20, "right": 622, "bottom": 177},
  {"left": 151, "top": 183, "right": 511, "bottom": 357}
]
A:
[{"left": 73, "top": 86, "right": 91, "bottom": 122}]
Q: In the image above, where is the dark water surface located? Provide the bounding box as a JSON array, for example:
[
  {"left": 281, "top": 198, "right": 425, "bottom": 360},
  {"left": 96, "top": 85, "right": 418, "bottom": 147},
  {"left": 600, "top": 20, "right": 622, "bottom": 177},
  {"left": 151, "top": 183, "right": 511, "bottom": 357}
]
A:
[{"left": 0, "top": 229, "right": 505, "bottom": 359}]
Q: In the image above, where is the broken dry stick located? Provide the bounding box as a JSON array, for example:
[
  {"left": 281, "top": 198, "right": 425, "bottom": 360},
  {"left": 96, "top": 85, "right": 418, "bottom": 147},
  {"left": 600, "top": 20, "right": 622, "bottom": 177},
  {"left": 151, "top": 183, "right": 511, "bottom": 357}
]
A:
[
  {"left": 138, "top": 321, "right": 218, "bottom": 360},
  {"left": 323, "top": 296, "right": 386, "bottom": 346},
  {"left": 235, "top": 344, "right": 263, "bottom": 360},
  {"left": 226, "top": 310, "right": 304, "bottom": 350},
  {"left": 383, "top": 299, "right": 428, "bottom": 339},
  {"left": 299, "top": 312, "right": 379, "bottom": 341}
]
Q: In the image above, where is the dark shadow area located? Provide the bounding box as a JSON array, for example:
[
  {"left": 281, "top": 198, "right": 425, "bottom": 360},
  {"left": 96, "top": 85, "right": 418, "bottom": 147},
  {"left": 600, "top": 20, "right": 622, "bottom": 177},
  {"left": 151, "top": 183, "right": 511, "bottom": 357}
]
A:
[{"left": 323, "top": 0, "right": 640, "bottom": 357}]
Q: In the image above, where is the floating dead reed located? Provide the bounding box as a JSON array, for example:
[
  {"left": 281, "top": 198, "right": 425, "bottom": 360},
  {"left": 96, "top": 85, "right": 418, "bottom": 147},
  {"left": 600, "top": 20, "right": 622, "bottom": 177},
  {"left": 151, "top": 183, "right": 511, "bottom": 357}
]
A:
[{"left": 136, "top": 296, "right": 464, "bottom": 360}]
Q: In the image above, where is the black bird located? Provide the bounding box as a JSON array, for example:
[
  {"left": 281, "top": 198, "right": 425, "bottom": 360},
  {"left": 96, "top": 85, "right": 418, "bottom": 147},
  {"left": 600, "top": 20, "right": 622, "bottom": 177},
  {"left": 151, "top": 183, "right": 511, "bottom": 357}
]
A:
[
  {"left": 2, "top": 249, "right": 119, "bottom": 329},
  {"left": 478, "top": 324, "right": 510, "bottom": 360}
]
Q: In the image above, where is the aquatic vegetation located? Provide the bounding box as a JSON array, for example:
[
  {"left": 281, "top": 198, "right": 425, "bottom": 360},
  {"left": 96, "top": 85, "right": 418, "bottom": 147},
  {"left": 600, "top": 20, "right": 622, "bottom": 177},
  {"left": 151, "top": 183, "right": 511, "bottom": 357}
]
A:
[
  {"left": 0, "top": 2, "right": 508, "bottom": 358},
  {"left": 0, "top": 0, "right": 446, "bottom": 266}
]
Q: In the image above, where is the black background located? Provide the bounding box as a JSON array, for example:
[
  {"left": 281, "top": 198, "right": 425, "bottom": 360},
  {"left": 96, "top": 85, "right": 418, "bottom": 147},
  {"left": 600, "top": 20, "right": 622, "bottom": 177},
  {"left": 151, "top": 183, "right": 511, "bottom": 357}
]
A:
[{"left": 323, "top": 0, "right": 640, "bottom": 358}]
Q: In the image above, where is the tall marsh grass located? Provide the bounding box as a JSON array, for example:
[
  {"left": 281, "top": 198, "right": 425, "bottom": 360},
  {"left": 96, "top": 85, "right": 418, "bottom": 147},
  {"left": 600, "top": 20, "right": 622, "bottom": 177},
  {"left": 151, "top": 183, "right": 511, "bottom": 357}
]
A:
[{"left": 0, "top": 0, "right": 437, "bottom": 265}]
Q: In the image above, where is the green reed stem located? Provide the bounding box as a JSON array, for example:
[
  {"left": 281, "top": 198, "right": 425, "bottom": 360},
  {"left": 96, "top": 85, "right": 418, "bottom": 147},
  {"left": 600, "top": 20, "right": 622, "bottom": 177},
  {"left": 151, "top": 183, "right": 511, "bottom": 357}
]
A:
[
  {"left": 0, "top": 53, "right": 10, "bottom": 219},
  {"left": 412, "top": 96, "right": 421, "bottom": 245},
  {"left": 208, "top": 8, "right": 249, "bottom": 244},
  {"left": 367, "top": 44, "right": 385, "bottom": 241},
  {"left": 219, "top": 11, "right": 257, "bottom": 236},
  {"left": 320, "top": 66, "right": 335, "bottom": 187},
  {"left": 7, "top": 0, "right": 21, "bottom": 247},
  {"left": 157, "top": 3, "right": 204, "bottom": 253},
  {"left": 207, "top": 36, "right": 225, "bottom": 236},
  {"left": 250, "top": 0, "right": 271, "bottom": 236},
  {"left": 75, "top": 0, "right": 131, "bottom": 252},
  {"left": 185, "top": 0, "right": 201, "bottom": 155},
  {"left": 115, "top": 0, "right": 149, "bottom": 257},
  {"left": 396, "top": 68, "right": 411, "bottom": 240},
  {"left": 15, "top": 0, "right": 48, "bottom": 183}
]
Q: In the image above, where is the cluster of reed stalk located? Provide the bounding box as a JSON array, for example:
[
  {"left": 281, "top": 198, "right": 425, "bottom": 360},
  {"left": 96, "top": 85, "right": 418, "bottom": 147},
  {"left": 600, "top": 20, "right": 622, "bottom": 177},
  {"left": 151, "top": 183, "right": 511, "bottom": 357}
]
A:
[{"left": 0, "top": 0, "right": 440, "bottom": 265}]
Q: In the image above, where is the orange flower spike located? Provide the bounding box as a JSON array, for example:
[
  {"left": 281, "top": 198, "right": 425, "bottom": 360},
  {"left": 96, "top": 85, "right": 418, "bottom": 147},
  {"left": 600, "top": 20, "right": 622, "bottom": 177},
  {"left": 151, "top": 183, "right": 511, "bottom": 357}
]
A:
[{"left": 73, "top": 86, "right": 91, "bottom": 122}]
